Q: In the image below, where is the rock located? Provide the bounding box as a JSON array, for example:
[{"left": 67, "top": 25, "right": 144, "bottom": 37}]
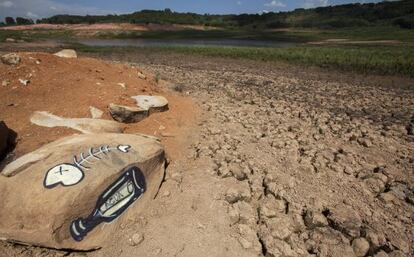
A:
[
  {"left": 30, "top": 111, "right": 123, "bottom": 134},
  {"left": 378, "top": 192, "right": 397, "bottom": 203},
  {"left": 388, "top": 250, "right": 407, "bottom": 257},
  {"left": 228, "top": 201, "right": 256, "bottom": 225},
  {"left": 137, "top": 72, "right": 146, "bottom": 80},
  {"left": 0, "top": 133, "right": 165, "bottom": 250},
  {"left": 357, "top": 138, "right": 372, "bottom": 148},
  {"left": 109, "top": 104, "right": 148, "bottom": 123},
  {"left": 228, "top": 162, "right": 247, "bottom": 180},
  {"left": 388, "top": 182, "right": 412, "bottom": 202},
  {"left": 406, "top": 123, "right": 414, "bottom": 136},
  {"left": 306, "top": 227, "right": 355, "bottom": 257},
  {"left": 129, "top": 233, "right": 144, "bottom": 246},
  {"left": 89, "top": 106, "right": 104, "bottom": 119},
  {"left": 237, "top": 224, "right": 262, "bottom": 253},
  {"left": 364, "top": 177, "right": 386, "bottom": 194},
  {"left": 5, "top": 38, "right": 16, "bottom": 43},
  {"left": 326, "top": 205, "right": 362, "bottom": 238},
  {"left": 261, "top": 235, "right": 295, "bottom": 257},
  {"left": 54, "top": 49, "right": 77, "bottom": 58},
  {"left": 0, "top": 121, "right": 13, "bottom": 161},
  {"left": 374, "top": 251, "right": 389, "bottom": 257},
  {"left": 259, "top": 196, "right": 286, "bottom": 218},
  {"left": 352, "top": 238, "right": 370, "bottom": 257},
  {"left": 2, "top": 80, "right": 10, "bottom": 86},
  {"left": 266, "top": 216, "right": 295, "bottom": 240},
  {"left": 224, "top": 184, "right": 251, "bottom": 204},
  {"left": 18, "top": 78, "right": 29, "bottom": 86},
  {"left": 131, "top": 95, "right": 169, "bottom": 114},
  {"left": 304, "top": 210, "right": 329, "bottom": 229},
  {"left": 363, "top": 229, "right": 386, "bottom": 252},
  {"left": 1, "top": 53, "right": 21, "bottom": 65},
  {"left": 117, "top": 82, "right": 126, "bottom": 89}
]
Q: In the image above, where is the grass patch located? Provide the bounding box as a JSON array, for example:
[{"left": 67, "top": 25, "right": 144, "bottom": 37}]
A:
[
  {"left": 73, "top": 43, "right": 414, "bottom": 77},
  {"left": 2, "top": 26, "right": 413, "bottom": 43}
]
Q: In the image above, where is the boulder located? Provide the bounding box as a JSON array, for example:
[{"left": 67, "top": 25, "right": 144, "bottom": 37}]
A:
[
  {"left": 54, "top": 49, "right": 77, "bottom": 58},
  {"left": 0, "top": 121, "right": 15, "bottom": 162},
  {"left": 0, "top": 133, "right": 165, "bottom": 250},
  {"left": 0, "top": 122, "right": 10, "bottom": 160},
  {"left": 30, "top": 111, "right": 123, "bottom": 134},
  {"left": 131, "top": 95, "right": 169, "bottom": 114},
  {"left": 109, "top": 104, "right": 148, "bottom": 123},
  {"left": 1, "top": 53, "right": 21, "bottom": 65}
]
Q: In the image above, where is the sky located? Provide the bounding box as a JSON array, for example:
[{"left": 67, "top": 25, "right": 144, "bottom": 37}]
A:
[{"left": 0, "top": 0, "right": 385, "bottom": 21}]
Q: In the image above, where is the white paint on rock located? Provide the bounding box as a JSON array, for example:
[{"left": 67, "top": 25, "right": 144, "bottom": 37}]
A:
[{"left": 30, "top": 111, "right": 123, "bottom": 134}]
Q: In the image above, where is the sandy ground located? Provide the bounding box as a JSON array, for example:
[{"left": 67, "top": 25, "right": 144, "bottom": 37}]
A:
[{"left": 0, "top": 48, "right": 413, "bottom": 257}]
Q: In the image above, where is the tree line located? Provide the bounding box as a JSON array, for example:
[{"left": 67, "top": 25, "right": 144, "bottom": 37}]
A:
[
  {"left": 1, "top": 17, "right": 34, "bottom": 26},
  {"left": 2, "top": 0, "right": 414, "bottom": 29}
]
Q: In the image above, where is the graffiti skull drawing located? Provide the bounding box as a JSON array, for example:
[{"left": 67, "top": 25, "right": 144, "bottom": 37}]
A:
[
  {"left": 44, "top": 145, "right": 131, "bottom": 189},
  {"left": 44, "top": 163, "right": 84, "bottom": 188}
]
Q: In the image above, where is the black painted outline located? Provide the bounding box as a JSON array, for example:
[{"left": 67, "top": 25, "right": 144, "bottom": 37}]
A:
[{"left": 70, "top": 166, "right": 146, "bottom": 242}]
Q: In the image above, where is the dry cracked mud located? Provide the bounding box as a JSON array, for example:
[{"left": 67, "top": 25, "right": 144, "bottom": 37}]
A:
[
  {"left": 137, "top": 56, "right": 414, "bottom": 257},
  {"left": 1, "top": 50, "right": 413, "bottom": 257}
]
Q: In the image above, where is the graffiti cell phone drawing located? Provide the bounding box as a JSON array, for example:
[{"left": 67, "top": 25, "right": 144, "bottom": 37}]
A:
[{"left": 70, "top": 166, "right": 146, "bottom": 242}]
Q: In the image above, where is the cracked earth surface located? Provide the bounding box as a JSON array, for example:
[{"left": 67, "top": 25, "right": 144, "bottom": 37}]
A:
[{"left": 1, "top": 51, "right": 413, "bottom": 257}]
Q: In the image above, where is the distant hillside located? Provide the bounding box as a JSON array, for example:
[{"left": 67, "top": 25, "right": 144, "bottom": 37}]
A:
[{"left": 34, "top": 0, "right": 414, "bottom": 29}]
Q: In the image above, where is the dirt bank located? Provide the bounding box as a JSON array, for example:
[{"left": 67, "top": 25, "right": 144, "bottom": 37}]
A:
[{"left": 0, "top": 52, "right": 198, "bottom": 163}]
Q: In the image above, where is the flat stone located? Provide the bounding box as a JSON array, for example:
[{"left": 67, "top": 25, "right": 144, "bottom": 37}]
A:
[
  {"left": 109, "top": 104, "right": 148, "bottom": 123},
  {"left": 54, "top": 49, "right": 77, "bottom": 58},
  {"left": 131, "top": 95, "right": 169, "bottom": 114},
  {"left": 89, "top": 106, "right": 104, "bottom": 119},
  {"left": 1, "top": 53, "right": 21, "bottom": 65},
  {"left": 30, "top": 111, "right": 123, "bottom": 134},
  {"left": 0, "top": 133, "right": 165, "bottom": 250}
]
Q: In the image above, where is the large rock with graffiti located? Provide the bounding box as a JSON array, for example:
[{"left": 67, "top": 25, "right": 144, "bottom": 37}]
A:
[{"left": 0, "top": 133, "right": 165, "bottom": 250}]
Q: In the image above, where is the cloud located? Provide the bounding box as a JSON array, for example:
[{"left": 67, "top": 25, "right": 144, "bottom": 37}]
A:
[
  {"left": 27, "top": 11, "right": 39, "bottom": 18},
  {"left": 302, "top": 0, "right": 329, "bottom": 8},
  {"left": 264, "top": 0, "right": 286, "bottom": 8},
  {"left": 0, "top": 1, "right": 13, "bottom": 7},
  {"left": 0, "top": 0, "right": 115, "bottom": 21},
  {"left": 237, "top": 1, "right": 242, "bottom": 5}
]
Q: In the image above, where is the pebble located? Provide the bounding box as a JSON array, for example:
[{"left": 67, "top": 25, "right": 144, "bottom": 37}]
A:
[
  {"left": 352, "top": 238, "right": 370, "bottom": 257},
  {"left": 129, "top": 233, "right": 144, "bottom": 246}
]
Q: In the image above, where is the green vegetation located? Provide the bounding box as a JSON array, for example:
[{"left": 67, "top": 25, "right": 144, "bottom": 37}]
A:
[
  {"left": 1, "top": 0, "right": 413, "bottom": 78},
  {"left": 73, "top": 44, "right": 414, "bottom": 77},
  {"left": 34, "top": 0, "right": 414, "bottom": 30},
  {"left": 1, "top": 25, "right": 414, "bottom": 43}
]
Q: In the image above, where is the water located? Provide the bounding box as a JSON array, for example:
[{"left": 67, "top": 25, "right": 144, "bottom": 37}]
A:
[{"left": 76, "top": 38, "right": 297, "bottom": 48}]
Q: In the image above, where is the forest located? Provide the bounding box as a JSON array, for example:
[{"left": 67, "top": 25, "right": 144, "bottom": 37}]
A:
[{"left": 30, "top": 0, "right": 414, "bottom": 29}]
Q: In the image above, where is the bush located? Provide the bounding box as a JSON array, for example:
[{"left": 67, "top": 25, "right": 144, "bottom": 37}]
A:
[
  {"left": 5, "top": 17, "right": 15, "bottom": 25},
  {"left": 394, "top": 17, "right": 414, "bottom": 29}
]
